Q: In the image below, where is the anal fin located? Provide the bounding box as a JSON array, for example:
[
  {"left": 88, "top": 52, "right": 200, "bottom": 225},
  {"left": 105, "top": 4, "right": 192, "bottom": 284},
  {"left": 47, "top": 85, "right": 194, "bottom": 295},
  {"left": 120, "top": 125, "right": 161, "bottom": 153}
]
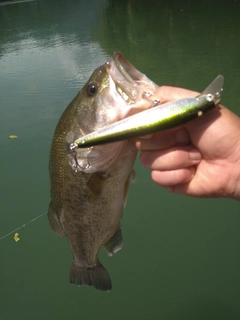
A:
[
  {"left": 104, "top": 228, "right": 123, "bottom": 256},
  {"left": 48, "top": 201, "right": 65, "bottom": 237}
]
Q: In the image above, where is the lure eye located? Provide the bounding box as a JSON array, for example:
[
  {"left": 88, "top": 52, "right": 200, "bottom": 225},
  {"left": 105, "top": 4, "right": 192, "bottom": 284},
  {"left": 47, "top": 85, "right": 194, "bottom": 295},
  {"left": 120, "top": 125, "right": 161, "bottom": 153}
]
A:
[
  {"left": 87, "top": 83, "right": 98, "bottom": 96},
  {"left": 206, "top": 94, "right": 214, "bottom": 101}
]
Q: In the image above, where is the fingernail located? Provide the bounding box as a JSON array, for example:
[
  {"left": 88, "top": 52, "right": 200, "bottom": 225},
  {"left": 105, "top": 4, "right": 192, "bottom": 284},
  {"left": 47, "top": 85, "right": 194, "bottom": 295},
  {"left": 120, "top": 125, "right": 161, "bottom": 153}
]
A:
[
  {"left": 189, "top": 148, "right": 202, "bottom": 161},
  {"left": 176, "top": 129, "right": 190, "bottom": 145}
]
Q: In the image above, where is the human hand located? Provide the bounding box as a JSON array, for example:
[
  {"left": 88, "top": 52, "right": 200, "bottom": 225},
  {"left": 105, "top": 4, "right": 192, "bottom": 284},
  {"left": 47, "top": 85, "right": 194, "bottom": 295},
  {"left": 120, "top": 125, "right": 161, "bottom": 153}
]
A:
[{"left": 134, "top": 86, "right": 240, "bottom": 199}]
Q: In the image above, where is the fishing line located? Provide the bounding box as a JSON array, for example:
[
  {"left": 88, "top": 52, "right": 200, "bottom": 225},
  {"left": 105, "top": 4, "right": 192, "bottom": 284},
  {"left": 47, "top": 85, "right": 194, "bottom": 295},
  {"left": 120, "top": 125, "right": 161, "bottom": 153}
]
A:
[{"left": 0, "top": 211, "right": 47, "bottom": 241}]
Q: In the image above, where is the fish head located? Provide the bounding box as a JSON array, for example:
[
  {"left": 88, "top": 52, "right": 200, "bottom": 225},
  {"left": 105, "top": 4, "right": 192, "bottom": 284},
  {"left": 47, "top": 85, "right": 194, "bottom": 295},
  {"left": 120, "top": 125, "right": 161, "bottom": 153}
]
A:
[{"left": 66, "top": 51, "right": 158, "bottom": 173}]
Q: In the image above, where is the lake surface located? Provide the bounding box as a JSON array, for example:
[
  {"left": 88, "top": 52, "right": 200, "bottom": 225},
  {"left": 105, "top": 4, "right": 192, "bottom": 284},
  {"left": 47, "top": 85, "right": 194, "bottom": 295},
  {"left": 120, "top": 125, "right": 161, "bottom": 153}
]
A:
[{"left": 1, "top": 0, "right": 240, "bottom": 319}]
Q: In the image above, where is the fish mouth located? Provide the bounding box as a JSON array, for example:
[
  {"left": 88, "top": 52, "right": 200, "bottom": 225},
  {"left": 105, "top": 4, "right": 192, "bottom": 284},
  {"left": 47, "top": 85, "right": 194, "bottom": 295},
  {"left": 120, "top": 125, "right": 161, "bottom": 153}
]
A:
[{"left": 106, "top": 51, "right": 157, "bottom": 105}]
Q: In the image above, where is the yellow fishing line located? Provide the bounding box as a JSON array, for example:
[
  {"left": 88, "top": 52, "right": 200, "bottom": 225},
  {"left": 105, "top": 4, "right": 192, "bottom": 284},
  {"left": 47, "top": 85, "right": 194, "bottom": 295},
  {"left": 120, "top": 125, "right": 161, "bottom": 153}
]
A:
[{"left": 0, "top": 211, "right": 47, "bottom": 241}]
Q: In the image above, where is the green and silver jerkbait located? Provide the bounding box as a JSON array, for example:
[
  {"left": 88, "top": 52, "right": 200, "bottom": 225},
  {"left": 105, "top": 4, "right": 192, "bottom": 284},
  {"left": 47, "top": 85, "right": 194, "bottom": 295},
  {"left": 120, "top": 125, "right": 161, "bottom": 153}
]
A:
[{"left": 71, "top": 75, "right": 223, "bottom": 150}]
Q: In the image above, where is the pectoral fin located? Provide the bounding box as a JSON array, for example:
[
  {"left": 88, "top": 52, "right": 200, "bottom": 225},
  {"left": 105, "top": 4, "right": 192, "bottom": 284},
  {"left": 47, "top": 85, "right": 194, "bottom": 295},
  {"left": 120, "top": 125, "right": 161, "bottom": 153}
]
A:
[
  {"left": 130, "top": 169, "right": 137, "bottom": 183},
  {"left": 104, "top": 228, "right": 123, "bottom": 256},
  {"left": 48, "top": 201, "right": 65, "bottom": 237},
  {"left": 123, "top": 169, "right": 137, "bottom": 208}
]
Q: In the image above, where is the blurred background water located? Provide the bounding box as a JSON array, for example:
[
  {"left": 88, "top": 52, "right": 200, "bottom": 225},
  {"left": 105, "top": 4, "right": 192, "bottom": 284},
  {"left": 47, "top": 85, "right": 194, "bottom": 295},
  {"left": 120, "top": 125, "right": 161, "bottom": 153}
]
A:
[{"left": 1, "top": 0, "right": 240, "bottom": 319}]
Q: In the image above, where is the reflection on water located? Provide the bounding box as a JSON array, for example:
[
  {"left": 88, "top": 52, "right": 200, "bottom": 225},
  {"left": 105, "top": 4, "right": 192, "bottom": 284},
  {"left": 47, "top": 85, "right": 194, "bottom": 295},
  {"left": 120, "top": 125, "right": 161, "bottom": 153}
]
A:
[
  {"left": 1, "top": 0, "right": 240, "bottom": 319},
  {"left": 0, "top": 1, "right": 107, "bottom": 152},
  {"left": 0, "top": 0, "right": 34, "bottom": 5}
]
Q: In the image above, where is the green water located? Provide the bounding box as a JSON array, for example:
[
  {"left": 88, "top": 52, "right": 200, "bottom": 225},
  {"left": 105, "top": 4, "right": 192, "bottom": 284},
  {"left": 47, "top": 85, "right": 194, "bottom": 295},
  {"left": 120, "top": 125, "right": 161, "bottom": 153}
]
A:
[{"left": 1, "top": 0, "right": 240, "bottom": 319}]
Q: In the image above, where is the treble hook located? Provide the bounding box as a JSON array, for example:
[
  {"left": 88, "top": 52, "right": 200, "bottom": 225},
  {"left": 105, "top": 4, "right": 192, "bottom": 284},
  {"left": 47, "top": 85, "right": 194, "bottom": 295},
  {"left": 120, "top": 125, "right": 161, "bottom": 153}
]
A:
[{"left": 70, "top": 149, "right": 91, "bottom": 174}]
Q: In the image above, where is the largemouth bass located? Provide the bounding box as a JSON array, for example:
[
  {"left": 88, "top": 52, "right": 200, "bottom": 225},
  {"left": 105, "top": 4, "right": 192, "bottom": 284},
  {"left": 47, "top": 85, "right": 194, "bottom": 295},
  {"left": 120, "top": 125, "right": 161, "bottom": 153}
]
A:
[
  {"left": 71, "top": 75, "right": 224, "bottom": 149},
  {"left": 48, "top": 51, "right": 158, "bottom": 291}
]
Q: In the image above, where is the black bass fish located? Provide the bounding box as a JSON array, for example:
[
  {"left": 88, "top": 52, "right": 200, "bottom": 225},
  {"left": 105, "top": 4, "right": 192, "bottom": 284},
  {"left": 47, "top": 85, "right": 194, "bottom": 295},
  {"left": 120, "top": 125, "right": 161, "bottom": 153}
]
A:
[{"left": 48, "top": 51, "right": 158, "bottom": 291}]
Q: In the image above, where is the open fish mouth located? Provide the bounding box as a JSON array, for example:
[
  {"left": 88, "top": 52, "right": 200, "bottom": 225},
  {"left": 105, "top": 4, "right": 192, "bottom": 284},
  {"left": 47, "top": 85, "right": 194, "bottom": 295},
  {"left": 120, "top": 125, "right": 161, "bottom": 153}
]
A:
[
  {"left": 66, "top": 51, "right": 155, "bottom": 174},
  {"left": 67, "top": 51, "right": 158, "bottom": 173},
  {"left": 105, "top": 51, "right": 157, "bottom": 104}
]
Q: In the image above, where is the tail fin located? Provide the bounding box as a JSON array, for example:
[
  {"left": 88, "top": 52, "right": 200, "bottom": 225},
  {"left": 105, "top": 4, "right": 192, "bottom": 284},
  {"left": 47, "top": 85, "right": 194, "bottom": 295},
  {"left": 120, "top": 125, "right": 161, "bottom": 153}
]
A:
[{"left": 69, "top": 261, "right": 112, "bottom": 292}]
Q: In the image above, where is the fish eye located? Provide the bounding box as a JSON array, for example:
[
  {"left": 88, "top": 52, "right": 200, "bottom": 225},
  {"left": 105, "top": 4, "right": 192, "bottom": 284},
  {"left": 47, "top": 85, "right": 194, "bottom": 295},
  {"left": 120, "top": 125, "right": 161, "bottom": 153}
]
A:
[{"left": 87, "top": 83, "right": 98, "bottom": 96}]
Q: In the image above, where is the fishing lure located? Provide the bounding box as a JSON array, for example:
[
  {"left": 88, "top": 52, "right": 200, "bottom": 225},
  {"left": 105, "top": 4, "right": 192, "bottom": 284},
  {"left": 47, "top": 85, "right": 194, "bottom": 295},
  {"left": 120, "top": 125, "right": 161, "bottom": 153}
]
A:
[{"left": 70, "top": 75, "right": 223, "bottom": 149}]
